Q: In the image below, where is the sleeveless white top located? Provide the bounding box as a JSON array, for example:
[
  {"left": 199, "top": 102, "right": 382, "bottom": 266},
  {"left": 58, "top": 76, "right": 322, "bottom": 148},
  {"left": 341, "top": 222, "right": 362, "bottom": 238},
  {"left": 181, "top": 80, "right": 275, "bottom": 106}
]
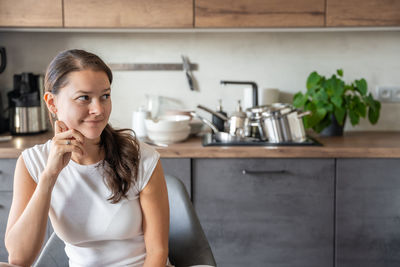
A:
[{"left": 22, "top": 139, "right": 160, "bottom": 267}]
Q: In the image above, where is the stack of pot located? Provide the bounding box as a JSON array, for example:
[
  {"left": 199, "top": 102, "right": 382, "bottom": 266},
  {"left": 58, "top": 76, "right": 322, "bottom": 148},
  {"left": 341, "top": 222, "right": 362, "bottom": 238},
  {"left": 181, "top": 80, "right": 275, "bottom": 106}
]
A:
[{"left": 197, "top": 103, "right": 311, "bottom": 143}]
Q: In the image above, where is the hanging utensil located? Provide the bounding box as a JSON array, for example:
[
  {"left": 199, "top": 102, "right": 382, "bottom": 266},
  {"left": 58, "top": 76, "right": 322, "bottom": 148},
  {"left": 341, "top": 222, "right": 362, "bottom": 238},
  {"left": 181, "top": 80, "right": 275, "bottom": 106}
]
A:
[{"left": 181, "top": 55, "right": 195, "bottom": 91}]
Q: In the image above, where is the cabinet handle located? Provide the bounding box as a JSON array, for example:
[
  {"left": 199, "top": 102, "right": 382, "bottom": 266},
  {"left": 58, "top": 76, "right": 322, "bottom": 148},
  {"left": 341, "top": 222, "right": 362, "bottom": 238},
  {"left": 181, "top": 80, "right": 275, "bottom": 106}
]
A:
[{"left": 242, "top": 169, "right": 287, "bottom": 175}]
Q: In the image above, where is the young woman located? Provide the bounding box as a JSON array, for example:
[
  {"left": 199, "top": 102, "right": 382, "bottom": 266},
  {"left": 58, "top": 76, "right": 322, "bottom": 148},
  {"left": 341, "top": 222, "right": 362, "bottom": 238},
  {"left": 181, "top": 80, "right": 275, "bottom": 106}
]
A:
[{"left": 4, "top": 49, "right": 170, "bottom": 267}]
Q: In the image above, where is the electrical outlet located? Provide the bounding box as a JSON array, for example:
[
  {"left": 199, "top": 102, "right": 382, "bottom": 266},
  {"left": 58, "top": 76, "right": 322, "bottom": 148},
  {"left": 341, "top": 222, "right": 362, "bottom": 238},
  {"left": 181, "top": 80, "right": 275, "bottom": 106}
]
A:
[{"left": 376, "top": 86, "right": 400, "bottom": 102}]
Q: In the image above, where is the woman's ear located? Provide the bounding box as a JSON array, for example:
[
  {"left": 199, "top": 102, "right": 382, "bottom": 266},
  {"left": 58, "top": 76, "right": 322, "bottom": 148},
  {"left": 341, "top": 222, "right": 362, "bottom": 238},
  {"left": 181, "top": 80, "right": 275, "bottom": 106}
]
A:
[{"left": 44, "top": 92, "right": 57, "bottom": 115}]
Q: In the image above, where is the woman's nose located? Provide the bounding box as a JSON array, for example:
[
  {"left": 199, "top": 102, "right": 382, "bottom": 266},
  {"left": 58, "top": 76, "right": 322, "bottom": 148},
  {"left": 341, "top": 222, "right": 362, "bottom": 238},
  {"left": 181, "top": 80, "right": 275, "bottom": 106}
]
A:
[{"left": 89, "top": 100, "right": 103, "bottom": 115}]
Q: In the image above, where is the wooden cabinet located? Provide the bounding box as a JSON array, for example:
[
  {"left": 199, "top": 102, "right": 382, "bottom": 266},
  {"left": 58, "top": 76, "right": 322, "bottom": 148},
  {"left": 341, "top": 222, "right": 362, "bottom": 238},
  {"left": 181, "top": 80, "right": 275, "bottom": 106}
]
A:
[
  {"left": 327, "top": 0, "right": 400, "bottom": 27},
  {"left": 336, "top": 159, "right": 400, "bottom": 267},
  {"left": 195, "top": 0, "right": 325, "bottom": 27},
  {"left": 193, "top": 158, "right": 335, "bottom": 267},
  {"left": 63, "top": 0, "right": 193, "bottom": 28},
  {"left": 0, "top": 0, "right": 62, "bottom": 27}
]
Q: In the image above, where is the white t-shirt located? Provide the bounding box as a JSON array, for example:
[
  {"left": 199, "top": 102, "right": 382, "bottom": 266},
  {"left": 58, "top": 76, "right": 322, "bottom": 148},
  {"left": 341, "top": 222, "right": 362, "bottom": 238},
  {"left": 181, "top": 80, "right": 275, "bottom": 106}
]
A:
[{"left": 22, "top": 139, "right": 160, "bottom": 267}]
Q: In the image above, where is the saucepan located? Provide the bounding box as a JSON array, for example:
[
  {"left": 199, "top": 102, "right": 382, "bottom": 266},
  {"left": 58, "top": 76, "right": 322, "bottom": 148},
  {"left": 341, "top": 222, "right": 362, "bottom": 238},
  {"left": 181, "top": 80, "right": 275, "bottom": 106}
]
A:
[{"left": 190, "top": 112, "right": 252, "bottom": 143}]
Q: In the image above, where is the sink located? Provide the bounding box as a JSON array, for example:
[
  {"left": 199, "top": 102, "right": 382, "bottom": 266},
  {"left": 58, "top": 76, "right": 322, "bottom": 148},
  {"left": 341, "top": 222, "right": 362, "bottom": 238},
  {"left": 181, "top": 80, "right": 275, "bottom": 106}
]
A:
[{"left": 202, "top": 133, "right": 322, "bottom": 146}]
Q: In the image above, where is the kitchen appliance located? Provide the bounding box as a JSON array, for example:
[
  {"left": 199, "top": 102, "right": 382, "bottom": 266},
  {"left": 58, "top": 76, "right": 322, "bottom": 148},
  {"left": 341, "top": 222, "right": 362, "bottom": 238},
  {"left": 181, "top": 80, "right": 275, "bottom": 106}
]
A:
[{"left": 7, "top": 72, "right": 48, "bottom": 135}]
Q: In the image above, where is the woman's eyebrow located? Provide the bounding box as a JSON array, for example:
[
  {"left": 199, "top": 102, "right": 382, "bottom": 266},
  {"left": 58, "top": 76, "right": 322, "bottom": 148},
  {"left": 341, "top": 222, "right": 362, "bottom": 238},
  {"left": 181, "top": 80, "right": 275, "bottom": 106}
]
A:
[{"left": 75, "top": 88, "right": 111, "bottom": 94}]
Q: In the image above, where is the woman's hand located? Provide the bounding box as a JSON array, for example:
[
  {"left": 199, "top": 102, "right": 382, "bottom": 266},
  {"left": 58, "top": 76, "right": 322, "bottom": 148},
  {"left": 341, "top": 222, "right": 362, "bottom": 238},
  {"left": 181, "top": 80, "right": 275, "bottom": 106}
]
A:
[{"left": 43, "top": 120, "right": 85, "bottom": 184}]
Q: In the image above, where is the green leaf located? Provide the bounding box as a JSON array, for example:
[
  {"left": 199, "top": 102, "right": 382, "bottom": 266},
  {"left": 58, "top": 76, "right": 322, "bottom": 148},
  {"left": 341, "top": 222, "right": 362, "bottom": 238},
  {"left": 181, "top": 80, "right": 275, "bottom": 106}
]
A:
[
  {"left": 334, "top": 107, "right": 346, "bottom": 125},
  {"left": 355, "top": 79, "right": 368, "bottom": 96},
  {"left": 293, "top": 92, "right": 307, "bottom": 108},
  {"left": 348, "top": 109, "right": 360, "bottom": 126},
  {"left": 337, "top": 69, "right": 343, "bottom": 77},
  {"left": 315, "top": 89, "right": 329, "bottom": 102},
  {"left": 368, "top": 100, "right": 381, "bottom": 124},
  {"left": 308, "top": 108, "right": 328, "bottom": 128},
  {"left": 331, "top": 95, "right": 343, "bottom": 108},
  {"left": 307, "top": 72, "right": 321, "bottom": 90},
  {"left": 356, "top": 101, "right": 366, "bottom": 118}
]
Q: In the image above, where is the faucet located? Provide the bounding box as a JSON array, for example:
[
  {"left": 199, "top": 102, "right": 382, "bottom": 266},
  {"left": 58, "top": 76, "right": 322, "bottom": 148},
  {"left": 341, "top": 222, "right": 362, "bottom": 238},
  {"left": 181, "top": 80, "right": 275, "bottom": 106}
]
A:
[{"left": 220, "top": 80, "right": 258, "bottom": 107}]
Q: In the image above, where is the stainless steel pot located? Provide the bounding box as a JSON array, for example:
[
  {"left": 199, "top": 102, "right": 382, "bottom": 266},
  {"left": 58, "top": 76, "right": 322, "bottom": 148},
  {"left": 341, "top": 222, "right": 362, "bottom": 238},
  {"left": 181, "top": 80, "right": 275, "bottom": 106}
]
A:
[
  {"left": 197, "top": 104, "right": 249, "bottom": 138},
  {"left": 286, "top": 110, "right": 311, "bottom": 142},
  {"left": 190, "top": 111, "right": 253, "bottom": 143},
  {"left": 262, "top": 107, "right": 292, "bottom": 143}
]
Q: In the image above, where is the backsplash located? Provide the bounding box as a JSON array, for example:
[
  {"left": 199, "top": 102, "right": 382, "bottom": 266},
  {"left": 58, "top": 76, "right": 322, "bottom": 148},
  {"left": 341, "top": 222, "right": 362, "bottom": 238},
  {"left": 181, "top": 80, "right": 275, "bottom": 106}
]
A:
[{"left": 0, "top": 30, "right": 399, "bottom": 131}]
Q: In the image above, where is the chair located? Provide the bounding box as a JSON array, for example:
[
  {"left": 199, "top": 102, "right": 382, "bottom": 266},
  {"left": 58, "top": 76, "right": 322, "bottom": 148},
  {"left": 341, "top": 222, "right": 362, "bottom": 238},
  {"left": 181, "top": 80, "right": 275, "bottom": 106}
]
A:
[{"left": 33, "top": 175, "right": 216, "bottom": 267}]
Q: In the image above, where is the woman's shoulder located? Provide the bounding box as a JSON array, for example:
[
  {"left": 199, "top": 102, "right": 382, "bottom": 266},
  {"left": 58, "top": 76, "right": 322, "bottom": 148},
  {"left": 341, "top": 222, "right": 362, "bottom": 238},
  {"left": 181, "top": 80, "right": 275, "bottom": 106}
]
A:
[
  {"left": 22, "top": 139, "right": 52, "bottom": 159},
  {"left": 21, "top": 139, "right": 52, "bottom": 183}
]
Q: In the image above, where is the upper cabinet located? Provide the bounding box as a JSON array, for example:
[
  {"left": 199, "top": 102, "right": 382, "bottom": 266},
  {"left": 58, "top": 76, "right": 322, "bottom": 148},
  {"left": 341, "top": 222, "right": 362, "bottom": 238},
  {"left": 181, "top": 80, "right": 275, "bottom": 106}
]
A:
[
  {"left": 63, "top": 0, "right": 193, "bottom": 28},
  {"left": 195, "top": 0, "right": 325, "bottom": 27},
  {"left": 0, "top": 0, "right": 62, "bottom": 27},
  {"left": 327, "top": 0, "right": 400, "bottom": 27}
]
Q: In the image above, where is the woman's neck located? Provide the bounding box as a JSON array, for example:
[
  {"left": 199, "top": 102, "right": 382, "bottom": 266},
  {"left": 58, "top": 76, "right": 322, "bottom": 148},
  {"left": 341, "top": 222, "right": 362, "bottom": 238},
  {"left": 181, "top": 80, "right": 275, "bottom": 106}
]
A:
[{"left": 71, "top": 137, "right": 104, "bottom": 165}]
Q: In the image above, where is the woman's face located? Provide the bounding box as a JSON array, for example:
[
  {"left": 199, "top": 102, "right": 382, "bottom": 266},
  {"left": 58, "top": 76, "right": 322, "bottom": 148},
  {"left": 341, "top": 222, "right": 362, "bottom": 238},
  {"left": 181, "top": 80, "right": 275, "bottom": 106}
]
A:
[{"left": 52, "top": 69, "right": 112, "bottom": 140}]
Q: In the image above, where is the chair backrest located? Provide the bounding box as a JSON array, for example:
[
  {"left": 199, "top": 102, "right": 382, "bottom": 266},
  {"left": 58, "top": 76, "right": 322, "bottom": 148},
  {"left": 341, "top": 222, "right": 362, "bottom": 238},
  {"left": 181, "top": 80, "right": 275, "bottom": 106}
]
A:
[
  {"left": 165, "top": 175, "right": 216, "bottom": 267},
  {"left": 34, "top": 175, "right": 216, "bottom": 267}
]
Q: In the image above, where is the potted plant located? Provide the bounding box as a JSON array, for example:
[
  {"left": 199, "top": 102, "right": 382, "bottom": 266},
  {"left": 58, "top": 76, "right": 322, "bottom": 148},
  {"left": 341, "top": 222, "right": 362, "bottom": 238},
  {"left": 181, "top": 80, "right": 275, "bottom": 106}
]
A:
[{"left": 293, "top": 69, "right": 381, "bottom": 136}]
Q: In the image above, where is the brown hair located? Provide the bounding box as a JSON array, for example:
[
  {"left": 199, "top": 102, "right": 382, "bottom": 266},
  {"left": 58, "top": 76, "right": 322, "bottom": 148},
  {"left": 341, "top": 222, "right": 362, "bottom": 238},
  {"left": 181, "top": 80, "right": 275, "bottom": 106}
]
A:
[{"left": 44, "top": 49, "right": 140, "bottom": 203}]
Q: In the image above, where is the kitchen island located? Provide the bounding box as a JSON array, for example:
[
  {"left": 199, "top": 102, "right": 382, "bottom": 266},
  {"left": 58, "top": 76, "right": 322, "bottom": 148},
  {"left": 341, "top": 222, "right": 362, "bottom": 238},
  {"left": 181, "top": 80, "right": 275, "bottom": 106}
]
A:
[{"left": 1, "top": 131, "right": 400, "bottom": 267}]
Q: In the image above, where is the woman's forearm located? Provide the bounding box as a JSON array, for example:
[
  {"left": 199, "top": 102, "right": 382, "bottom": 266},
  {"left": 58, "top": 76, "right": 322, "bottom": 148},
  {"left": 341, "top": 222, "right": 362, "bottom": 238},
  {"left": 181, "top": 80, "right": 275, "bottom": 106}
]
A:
[
  {"left": 143, "top": 250, "right": 169, "bottom": 267},
  {"left": 5, "top": 172, "right": 55, "bottom": 266}
]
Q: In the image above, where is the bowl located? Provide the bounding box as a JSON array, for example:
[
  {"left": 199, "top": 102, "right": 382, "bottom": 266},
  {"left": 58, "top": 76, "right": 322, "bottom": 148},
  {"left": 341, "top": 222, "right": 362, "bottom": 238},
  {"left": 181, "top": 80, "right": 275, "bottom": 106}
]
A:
[
  {"left": 147, "top": 126, "right": 191, "bottom": 144},
  {"left": 145, "top": 115, "right": 191, "bottom": 132}
]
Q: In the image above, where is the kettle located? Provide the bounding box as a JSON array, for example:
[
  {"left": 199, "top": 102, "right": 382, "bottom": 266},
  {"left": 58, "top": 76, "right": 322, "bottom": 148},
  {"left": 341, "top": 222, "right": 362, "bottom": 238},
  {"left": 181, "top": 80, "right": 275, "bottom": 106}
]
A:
[{"left": 0, "top": 47, "right": 6, "bottom": 74}]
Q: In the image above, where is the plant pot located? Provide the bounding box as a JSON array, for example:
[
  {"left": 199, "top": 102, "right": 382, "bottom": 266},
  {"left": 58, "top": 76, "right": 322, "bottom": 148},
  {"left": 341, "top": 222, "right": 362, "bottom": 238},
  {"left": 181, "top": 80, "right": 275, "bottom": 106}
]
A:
[{"left": 319, "top": 114, "right": 345, "bottom": 136}]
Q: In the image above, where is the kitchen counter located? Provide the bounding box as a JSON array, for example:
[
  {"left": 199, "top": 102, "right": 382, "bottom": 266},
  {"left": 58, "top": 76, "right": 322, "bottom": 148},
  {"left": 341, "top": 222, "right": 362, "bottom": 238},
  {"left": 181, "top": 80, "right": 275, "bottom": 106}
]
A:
[{"left": 1, "top": 131, "right": 400, "bottom": 158}]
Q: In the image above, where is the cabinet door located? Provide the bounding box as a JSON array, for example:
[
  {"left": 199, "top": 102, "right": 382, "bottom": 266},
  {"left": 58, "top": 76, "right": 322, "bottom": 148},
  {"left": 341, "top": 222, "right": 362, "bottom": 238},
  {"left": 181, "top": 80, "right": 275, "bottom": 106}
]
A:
[
  {"left": 336, "top": 159, "right": 400, "bottom": 267},
  {"left": 193, "top": 158, "right": 334, "bottom": 267},
  {"left": 327, "top": 0, "right": 400, "bottom": 27},
  {"left": 161, "top": 158, "right": 191, "bottom": 198},
  {"left": 0, "top": 0, "right": 62, "bottom": 27},
  {"left": 0, "top": 159, "right": 17, "bottom": 191},
  {"left": 195, "top": 0, "right": 325, "bottom": 27},
  {"left": 64, "top": 0, "right": 193, "bottom": 28},
  {"left": 0, "top": 191, "right": 12, "bottom": 262}
]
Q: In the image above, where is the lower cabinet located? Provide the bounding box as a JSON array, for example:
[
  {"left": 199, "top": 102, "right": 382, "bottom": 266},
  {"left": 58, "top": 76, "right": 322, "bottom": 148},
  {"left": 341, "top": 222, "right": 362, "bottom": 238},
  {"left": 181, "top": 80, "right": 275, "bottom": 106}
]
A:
[
  {"left": 161, "top": 158, "right": 191, "bottom": 198},
  {"left": 0, "top": 192, "right": 13, "bottom": 262},
  {"left": 336, "top": 159, "right": 400, "bottom": 267},
  {"left": 193, "top": 158, "right": 335, "bottom": 267}
]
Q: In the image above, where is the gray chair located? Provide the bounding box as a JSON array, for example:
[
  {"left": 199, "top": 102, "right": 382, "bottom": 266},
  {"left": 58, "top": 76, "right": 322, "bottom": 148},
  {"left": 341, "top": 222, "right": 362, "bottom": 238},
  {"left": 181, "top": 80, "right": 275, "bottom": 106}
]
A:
[{"left": 33, "top": 175, "right": 216, "bottom": 267}]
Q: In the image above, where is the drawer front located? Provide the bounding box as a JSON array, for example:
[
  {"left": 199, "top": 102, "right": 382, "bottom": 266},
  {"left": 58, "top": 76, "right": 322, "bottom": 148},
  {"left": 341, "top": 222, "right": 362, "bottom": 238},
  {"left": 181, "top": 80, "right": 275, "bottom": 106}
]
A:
[
  {"left": 193, "top": 158, "right": 335, "bottom": 267},
  {"left": 0, "top": 192, "right": 13, "bottom": 262},
  {"left": 0, "top": 159, "right": 17, "bottom": 191}
]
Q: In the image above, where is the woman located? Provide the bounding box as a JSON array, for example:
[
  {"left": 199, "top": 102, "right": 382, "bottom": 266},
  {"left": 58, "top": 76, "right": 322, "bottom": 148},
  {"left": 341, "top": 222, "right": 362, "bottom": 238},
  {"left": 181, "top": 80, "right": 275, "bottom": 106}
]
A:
[{"left": 4, "top": 49, "right": 170, "bottom": 267}]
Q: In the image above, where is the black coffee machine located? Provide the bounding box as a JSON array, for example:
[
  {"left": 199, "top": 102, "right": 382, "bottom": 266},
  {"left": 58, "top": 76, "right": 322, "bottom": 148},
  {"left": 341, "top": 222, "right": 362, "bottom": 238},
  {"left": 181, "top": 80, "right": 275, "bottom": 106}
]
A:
[
  {"left": 0, "top": 47, "right": 8, "bottom": 133},
  {"left": 7, "top": 72, "right": 48, "bottom": 135}
]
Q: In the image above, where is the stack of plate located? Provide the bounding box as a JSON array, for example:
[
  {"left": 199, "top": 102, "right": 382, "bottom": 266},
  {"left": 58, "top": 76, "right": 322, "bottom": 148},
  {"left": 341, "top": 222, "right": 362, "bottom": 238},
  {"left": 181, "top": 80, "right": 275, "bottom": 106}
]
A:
[{"left": 145, "top": 115, "right": 191, "bottom": 144}]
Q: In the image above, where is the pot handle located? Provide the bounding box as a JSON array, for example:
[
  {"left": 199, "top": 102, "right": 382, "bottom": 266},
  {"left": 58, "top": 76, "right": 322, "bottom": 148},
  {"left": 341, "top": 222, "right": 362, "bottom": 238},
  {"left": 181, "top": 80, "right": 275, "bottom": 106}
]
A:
[
  {"left": 190, "top": 111, "right": 220, "bottom": 133},
  {"left": 197, "top": 104, "right": 228, "bottom": 121},
  {"left": 297, "top": 110, "right": 312, "bottom": 118}
]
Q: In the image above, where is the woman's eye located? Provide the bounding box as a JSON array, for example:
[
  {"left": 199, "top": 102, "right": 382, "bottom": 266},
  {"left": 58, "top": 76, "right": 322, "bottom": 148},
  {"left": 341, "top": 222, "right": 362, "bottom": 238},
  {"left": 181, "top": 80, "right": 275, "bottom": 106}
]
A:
[
  {"left": 102, "top": 94, "right": 110, "bottom": 100},
  {"left": 78, "top": 95, "right": 89, "bottom": 101}
]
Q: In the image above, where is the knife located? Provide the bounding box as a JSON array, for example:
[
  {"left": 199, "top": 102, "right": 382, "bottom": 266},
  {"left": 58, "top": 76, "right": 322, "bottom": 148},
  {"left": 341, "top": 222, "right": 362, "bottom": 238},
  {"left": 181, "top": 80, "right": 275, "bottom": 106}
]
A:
[{"left": 181, "top": 55, "right": 194, "bottom": 91}]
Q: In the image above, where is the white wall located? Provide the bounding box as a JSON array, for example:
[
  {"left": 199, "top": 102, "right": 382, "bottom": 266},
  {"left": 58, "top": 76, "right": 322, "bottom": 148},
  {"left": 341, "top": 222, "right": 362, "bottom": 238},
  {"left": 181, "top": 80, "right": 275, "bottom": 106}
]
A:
[{"left": 0, "top": 31, "right": 399, "bottom": 131}]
